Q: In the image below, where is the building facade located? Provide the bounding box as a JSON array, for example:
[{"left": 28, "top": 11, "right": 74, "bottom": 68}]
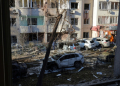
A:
[
  {"left": 92, "top": 0, "right": 119, "bottom": 38},
  {"left": 10, "top": 0, "right": 119, "bottom": 44}
]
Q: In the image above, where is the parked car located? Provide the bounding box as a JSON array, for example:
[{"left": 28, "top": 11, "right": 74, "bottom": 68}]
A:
[
  {"left": 57, "top": 41, "right": 81, "bottom": 50},
  {"left": 45, "top": 53, "right": 84, "bottom": 70},
  {"left": 88, "top": 38, "right": 100, "bottom": 47},
  {"left": 94, "top": 37, "right": 110, "bottom": 47},
  {"left": 63, "top": 42, "right": 81, "bottom": 50},
  {"left": 77, "top": 39, "right": 96, "bottom": 50},
  {"left": 12, "top": 61, "right": 27, "bottom": 79}
]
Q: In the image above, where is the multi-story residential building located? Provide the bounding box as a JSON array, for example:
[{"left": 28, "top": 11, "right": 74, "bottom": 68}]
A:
[
  {"left": 10, "top": 0, "right": 45, "bottom": 43},
  {"left": 92, "top": 0, "right": 119, "bottom": 38},
  {"left": 82, "top": 0, "right": 94, "bottom": 38},
  {"left": 10, "top": 0, "right": 119, "bottom": 44}
]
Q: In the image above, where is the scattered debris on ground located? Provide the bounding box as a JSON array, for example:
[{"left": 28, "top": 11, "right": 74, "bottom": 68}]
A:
[{"left": 12, "top": 44, "right": 116, "bottom": 86}]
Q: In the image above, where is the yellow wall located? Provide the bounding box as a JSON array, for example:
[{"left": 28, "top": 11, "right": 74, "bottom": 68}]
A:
[{"left": 81, "top": 0, "right": 94, "bottom": 38}]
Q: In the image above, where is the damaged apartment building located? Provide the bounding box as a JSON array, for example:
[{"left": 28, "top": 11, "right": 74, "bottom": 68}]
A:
[
  {"left": 10, "top": 0, "right": 119, "bottom": 43},
  {"left": 92, "top": 0, "right": 119, "bottom": 37}
]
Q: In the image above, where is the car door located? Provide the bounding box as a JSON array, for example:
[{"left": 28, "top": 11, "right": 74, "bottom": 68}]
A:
[
  {"left": 84, "top": 40, "right": 89, "bottom": 47},
  {"left": 68, "top": 54, "right": 76, "bottom": 66},
  {"left": 59, "top": 55, "right": 69, "bottom": 68},
  {"left": 79, "top": 40, "right": 85, "bottom": 48}
]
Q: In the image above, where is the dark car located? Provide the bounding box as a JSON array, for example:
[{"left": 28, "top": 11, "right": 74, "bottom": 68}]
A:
[{"left": 12, "top": 61, "right": 27, "bottom": 79}]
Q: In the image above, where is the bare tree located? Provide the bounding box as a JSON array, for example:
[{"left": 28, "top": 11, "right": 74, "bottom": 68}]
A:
[
  {"left": 19, "top": 33, "right": 28, "bottom": 51},
  {"left": 36, "top": 0, "right": 76, "bottom": 86},
  {"left": 114, "top": 2, "right": 120, "bottom": 77}
]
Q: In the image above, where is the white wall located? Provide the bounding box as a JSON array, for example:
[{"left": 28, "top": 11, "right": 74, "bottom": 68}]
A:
[
  {"left": 69, "top": 0, "right": 82, "bottom": 39},
  {"left": 92, "top": 31, "right": 98, "bottom": 37},
  {"left": 93, "top": 0, "right": 98, "bottom": 26}
]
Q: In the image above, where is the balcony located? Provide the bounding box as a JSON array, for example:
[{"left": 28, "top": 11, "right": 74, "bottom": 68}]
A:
[
  {"left": 19, "top": 9, "right": 44, "bottom": 16},
  {"left": 19, "top": 25, "right": 44, "bottom": 33}
]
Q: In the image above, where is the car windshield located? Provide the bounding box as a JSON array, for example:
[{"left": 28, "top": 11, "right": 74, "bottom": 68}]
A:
[
  {"left": 90, "top": 40, "right": 94, "bottom": 43},
  {"left": 106, "top": 40, "right": 109, "bottom": 42},
  {"left": 92, "top": 38, "right": 96, "bottom": 41},
  {"left": 52, "top": 54, "right": 62, "bottom": 60}
]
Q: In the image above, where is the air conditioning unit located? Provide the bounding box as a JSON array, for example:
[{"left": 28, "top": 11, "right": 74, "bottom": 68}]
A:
[
  {"left": 70, "top": 10, "right": 75, "bottom": 14},
  {"left": 13, "top": 9, "right": 19, "bottom": 13}
]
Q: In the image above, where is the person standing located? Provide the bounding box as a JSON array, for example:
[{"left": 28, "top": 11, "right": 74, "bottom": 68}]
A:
[{"left": 110, "top": 34, "right": 114, "bottom": 44}]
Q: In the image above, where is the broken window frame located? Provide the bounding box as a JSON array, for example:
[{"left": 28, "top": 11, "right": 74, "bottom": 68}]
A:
[
  {"left": 83, "top": 32, "right": 89, "bottom": 38},
  {"left": 19, "top": 0, "right": 43, "bottom": 8},
  {"left": 84, "top": 19, "right": 89, "bottom": 24},
  {"left": 71, "top": 18, "right": 78, "bottom": 25},
  {"left": 98, "top": 16, "right": 118, "bottom": 24},
  {"left": 84, "top": 4, "right": 90, "bottom": 10},
  {"left": 49, "top": 17, "right": 56, "bottom": 24},
  {"left": 99, "top": 1, "right": 119, "bottom": 10},
  {"left": 51, "top": 2, "right": 56, "bottom": 8},
  {"left": 10, "top": 18, "right": 16, "bottom": 26},
  {"left": 10, "top": 0, "right": 15, "bottom": 7},
  {"left": 71, "top": 2, "right": 78, "bottom": 9},
  {"left": 99, "top": 1, "right": 110, "bottom": 10},
  {"left": 111, "top": 2, "right": 119, "bottom": 10},
  {"left": 102, "top": 2, "right": 107, "bottom": 10},
  {"left": 27, "top": 18, "right": 37, "bottom": 25}
]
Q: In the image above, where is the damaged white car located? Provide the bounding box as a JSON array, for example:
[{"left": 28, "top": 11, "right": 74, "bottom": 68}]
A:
[{"left": 45, "top": 53, "right": 84, "bottom": 70}]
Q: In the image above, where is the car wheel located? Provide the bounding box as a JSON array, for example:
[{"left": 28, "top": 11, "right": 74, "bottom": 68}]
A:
[
  {"left": 51, "top": 65, "right": 58, "bottom": 70},
  {"left": 85, "top": 46, "right": 88, "bottom": 50},
  {"left": 74, "top": 62, "right": 82, "bottom": 68}
]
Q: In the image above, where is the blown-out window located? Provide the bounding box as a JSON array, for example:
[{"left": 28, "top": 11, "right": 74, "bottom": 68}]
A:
[
  {"left": 83, "top": 32, "right": 89, "bottom": 38},
  {"left": 27, "top": 18, "right": 37, "bottom": 25},
  {"left": 71, "top": 2, "right": 78, "bottom": 9},
  {"left": 71, "top": 18, "right": 78, "bottom": 25}
]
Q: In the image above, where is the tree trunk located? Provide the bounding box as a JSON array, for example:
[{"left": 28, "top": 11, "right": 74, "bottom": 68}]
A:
[
  {"left": 114, "top": 2, "right": 120, "bottom": 77},
  {"left": 36, "top": 14, "right": 62, "bottom": 86}
]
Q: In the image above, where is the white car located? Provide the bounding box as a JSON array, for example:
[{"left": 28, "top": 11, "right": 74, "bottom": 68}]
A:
[
  {"left": 88, "top": 38, "right": 100, "bottom": 47},
  {"left": 94, "top": 37, "right": 110, "bottom": 47},
  {"left": 77, "top": 39, "right": 96, "bottom": 50},
  {"left": 45, "top": 53, "right": 84, "bottom": 70},
  {"left": 63, "top": 42, "right": 80, "bottom": 50}
]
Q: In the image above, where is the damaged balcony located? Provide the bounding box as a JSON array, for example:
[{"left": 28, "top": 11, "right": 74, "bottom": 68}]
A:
[
  {"left": 19, "top": 9, "right": 44, "bottom": 16},
  {"left": 46, "top": 8, "right": 57, "bottom": 17},
  {"left": 19, "top": 25, "right": 44, "bottom": 33}
]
